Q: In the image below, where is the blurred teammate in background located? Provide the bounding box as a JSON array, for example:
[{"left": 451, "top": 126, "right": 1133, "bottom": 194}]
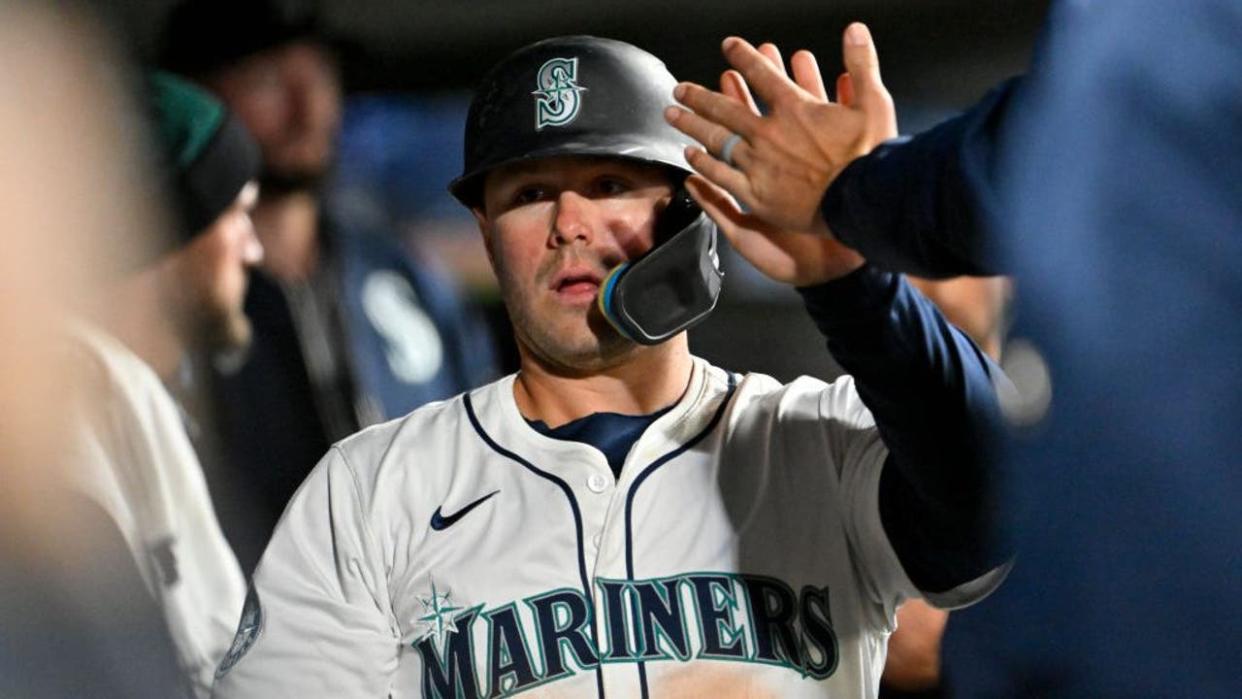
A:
[
  {"left": 61, "top": 73, "right": 262, "bottom": 697},
  {"left": 161, "top": 0, "right": 497, "bottom": 574}
]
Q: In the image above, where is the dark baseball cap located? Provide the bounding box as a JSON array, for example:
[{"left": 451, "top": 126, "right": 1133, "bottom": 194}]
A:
[
  {"left": 148, "top": 72, "right": 259, "bottom": 245},
  {"left": 159, "top": 0, "right": 345, "bottom": 76}
]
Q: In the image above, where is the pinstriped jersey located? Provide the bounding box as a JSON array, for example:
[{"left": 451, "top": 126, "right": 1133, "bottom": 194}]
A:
[{"left": 212, "top": 357, "right": 997, "bottom": 698}]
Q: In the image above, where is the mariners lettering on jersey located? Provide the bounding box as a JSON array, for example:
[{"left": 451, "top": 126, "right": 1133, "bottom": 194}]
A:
[
  {"left": 532, "top": 57, "right": 586, "bottom": 130},
  {"left": 412, "top": 572, "right": 839, "bottom": 698}
]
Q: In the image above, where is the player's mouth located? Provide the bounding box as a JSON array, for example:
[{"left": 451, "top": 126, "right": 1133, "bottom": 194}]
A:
[{"left": 549, "top": 266, "right": 604, "bottom": 304}]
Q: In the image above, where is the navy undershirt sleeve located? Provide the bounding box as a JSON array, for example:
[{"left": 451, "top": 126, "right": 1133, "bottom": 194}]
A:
[
  {"left": 798, "top": 265, "right": 1007, "bottom": 593},
  {"left": 821, "top": 78, "right": 1023, "bottom": 279}
]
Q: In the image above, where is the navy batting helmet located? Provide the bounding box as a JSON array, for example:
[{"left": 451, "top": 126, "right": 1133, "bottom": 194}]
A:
[{"left": 449, "top": 36, "right": 694, "bottom": 207}]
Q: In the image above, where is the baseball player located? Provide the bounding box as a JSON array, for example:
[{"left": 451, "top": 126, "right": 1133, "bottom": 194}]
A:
[
  {"left": 213, "top": 36, "right": 1006, "bottom": 699},
  {"left": 160, "top": 0, "right": 499, "bottom": 576},
  {"left": 64, "top": 73, "right": 261, "bottom": 697}
]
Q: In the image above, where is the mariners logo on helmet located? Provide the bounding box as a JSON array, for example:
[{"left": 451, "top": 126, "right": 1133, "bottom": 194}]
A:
[{"left": 532, "top": 57, "right": 586, "bottom": 130}]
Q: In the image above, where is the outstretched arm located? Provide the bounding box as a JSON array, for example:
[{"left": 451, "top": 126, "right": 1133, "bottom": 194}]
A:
[
  {"left": 674, "top": 40, "right": 1008, "bottom": 598},
  {"left": 799, "top": 267, "right": 1008, "bottom": 601}
]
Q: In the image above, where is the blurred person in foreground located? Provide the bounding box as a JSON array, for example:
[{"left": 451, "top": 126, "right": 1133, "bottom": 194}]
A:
[
  {"left": 61, "top": 72, "right": 262, "bottom": 697},
  {"left": 161, "top": 0, "right": 498, "bottom": 574},
  {"left": 668, "top": 2, "right": 1240, "bottom": 694},
  {"left": 0, "top": 5, "right": 189, "bottom": 697}
]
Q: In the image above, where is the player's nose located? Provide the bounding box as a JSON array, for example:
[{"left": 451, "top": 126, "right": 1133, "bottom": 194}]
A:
[
  {"left": 551, "top": 190, "right": 596, "bottom": 247},
  {"left": 240, "top": 214, "right": 264, "bottom": 266}
]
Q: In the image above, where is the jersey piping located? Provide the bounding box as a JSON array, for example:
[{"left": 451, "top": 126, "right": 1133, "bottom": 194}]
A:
[
  {"left": 624, "top": 372, "right": 738, "bottom": 698},
  {"left": 462, "top": 393, "right": 607, "bottom": 699}
]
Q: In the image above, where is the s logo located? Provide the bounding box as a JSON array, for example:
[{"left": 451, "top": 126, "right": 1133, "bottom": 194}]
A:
[
  {"left": 533, "top": 57, "right": 586, "bottom": 130},
  {"left": 361, "top": 271, "right": 444, "bottom": 384}
]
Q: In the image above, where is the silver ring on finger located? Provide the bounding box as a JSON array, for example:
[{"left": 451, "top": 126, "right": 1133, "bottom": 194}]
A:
[{"left": 719, "top": 132, "right": 744, "bottom": 168}]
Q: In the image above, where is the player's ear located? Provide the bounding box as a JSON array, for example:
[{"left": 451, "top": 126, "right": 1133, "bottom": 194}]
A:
[{"left": 471, "top": 207, "right": 497, "bottom": 269}]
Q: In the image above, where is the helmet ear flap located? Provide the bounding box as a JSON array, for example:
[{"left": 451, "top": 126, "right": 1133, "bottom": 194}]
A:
[
  {"left": 449, "top": 36, "right": 695, "bottom": 206},
  {"left": 597, "top": 188, "right": 724, "bottom": 345}
]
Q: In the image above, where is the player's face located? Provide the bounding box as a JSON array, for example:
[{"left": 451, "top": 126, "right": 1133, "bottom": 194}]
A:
[
  {"left": 205, "top": 42, "right": 341, "bottom": 189},
  {"left": 177, "top": 181, "right": 263, "bottom": 353},
  {"left": 475, "top": 157, "right": 674, "bottom": 371}
]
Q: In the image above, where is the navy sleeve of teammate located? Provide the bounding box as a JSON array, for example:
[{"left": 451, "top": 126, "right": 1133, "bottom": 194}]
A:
[
  {"left": 798, "top": 266, "right": 1008, "bottom": 603},
  {"left": 820, "top": 79, "right": 1023, "bottom": 279}
]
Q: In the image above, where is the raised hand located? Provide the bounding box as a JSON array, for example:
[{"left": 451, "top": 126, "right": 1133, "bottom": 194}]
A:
[
  {"left": 665, "top": 23, "right": 898, "bottom": 239},
  {"left": 677, "top": 41, "right": 865, "bottom": 286}
]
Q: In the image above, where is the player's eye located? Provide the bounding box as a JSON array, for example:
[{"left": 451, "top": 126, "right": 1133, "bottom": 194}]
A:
[
  {"left": 510, "top": 185, "right": 550, "bottom": 207},
  {"left": 593, "top": 176, "right": 631, "bottom": 197}
]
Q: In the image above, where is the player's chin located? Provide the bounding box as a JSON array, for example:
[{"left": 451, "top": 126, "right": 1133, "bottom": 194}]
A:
[
  {"left": 202, "top": 307, "right": 254, "bottom": 356},
  {"left": 565, "top": 331, "right": 636, "bottom": 372},
  {"left": 524, "top": 325, "right": 622, "bottom": 374},
  {"left": 586, "top": 308, "right": 631, "bottom": 346}
]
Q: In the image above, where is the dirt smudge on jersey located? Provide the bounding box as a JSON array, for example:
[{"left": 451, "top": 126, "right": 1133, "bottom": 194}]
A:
[{"left": 652, "top": 665, "right": 779, "bottom": 698}]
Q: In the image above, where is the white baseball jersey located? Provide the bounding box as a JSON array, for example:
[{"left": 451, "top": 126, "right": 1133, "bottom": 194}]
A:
[
  {"left": 64, "top": 322, "right": 246, "bottom": 698},
  {"left": 213, "top": 357, "right": 1002, "bottom": 698}
]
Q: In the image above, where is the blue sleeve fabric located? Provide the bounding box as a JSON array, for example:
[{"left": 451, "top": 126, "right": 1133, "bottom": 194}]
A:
[
  {"left": 798, "top": 266, "right": 1006, "bottom": 593},
  {"left": 821, "top": 79, "right": 1022, "bottom": 278}
]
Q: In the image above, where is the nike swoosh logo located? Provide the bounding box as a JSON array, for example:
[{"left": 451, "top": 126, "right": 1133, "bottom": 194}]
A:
[{"left": 430, "top": 490, "right": 500, "bottom": 531}]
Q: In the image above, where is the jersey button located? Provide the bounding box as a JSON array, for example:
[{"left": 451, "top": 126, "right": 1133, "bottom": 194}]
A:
[
  {"left": 592, "top": 533, "right": 602, "bottom": 548},
  {"left": 586, "top": 473, "right": 610, "bottom": 493}
]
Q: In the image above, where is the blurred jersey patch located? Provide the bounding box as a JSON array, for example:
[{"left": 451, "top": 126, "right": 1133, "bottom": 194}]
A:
[{"left": 216, "top": 585, "right": 264, "bottom": 678}]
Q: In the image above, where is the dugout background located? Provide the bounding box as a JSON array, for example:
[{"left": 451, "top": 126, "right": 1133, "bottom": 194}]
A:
[{"left": 115, "top": 0, "right": 1049, "bottom": 380}]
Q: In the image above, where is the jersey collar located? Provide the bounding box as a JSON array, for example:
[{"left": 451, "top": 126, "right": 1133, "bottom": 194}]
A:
[{"left": 466, "top": 357, "right": 734, "bottom": 483}]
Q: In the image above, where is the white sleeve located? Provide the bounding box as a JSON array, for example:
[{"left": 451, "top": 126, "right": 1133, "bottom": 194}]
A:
[
  {"left": 211, "top": 446, "right": 399, "bottom": 698},
  {"left": 822, "top": 376, "right": 1008, "bottom": 622},
  {"left": 817, "top": 377, "right": 920, "bottom": 626}
]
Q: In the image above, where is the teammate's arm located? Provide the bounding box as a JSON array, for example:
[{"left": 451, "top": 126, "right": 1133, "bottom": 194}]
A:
[
  {"left": 211, "top": 447, "right": 399, "bottom": 698},
  {"left": 673, "top": 33, "right": 1007, "bottom": 602},
  {"left": 799, "top": 267, "right": 1008, "bottom": 604},
  {"left": 820, "top": 79, "right": 1021, "bottom": 278}
]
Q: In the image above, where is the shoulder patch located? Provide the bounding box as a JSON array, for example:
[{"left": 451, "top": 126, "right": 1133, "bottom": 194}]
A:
[{"left": 216, "top": 584, "right": 264, "bottom": 678}]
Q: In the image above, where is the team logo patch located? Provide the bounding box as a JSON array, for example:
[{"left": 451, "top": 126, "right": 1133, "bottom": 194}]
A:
[
  {"left": 149, "top": 537, "right": 179, "bottom": 587},
  {"left": 216, "top": 585, "right": 264, "bottom": 678},
  {"left": 532, "top": 57, "right": 586, "bottom": 130},
  {"left": 414, "top": 579, "right": 467, "bottom": 649}
]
